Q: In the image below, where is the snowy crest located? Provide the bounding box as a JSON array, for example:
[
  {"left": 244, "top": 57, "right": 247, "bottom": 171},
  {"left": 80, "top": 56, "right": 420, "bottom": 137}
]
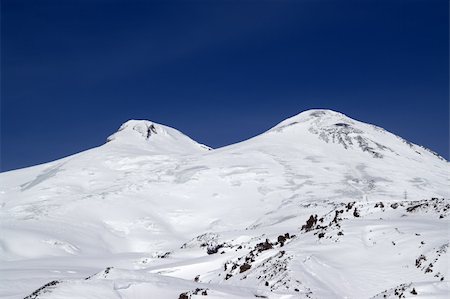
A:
[
  {"left": 106, "top": 119, "right": 211, "bottom": 153},
  {"left": 268, "top": 109, "right": 444, "bottom": 160},
  {"left": 107, "top": 120, "right": 167, "bottom": 142},
  {"left": 270, "top": 109, "right": 348, "bottom": 130}
]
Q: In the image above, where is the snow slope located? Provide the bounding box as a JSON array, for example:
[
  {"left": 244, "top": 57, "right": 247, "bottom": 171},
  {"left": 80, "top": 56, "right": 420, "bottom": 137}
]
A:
[{"left": 0, "top": 109, "right": 448, "bottom": 299}]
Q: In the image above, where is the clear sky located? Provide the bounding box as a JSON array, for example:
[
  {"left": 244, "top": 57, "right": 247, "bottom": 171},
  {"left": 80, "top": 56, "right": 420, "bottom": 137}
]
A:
[{"left": 1, "top": 0, "right": 448, "bottom": 171}]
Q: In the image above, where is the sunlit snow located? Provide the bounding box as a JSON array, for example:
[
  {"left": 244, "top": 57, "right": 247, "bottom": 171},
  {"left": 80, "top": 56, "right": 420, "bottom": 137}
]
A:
[{"left": 1, "top": 109, "right": 448, "bottom": 298}]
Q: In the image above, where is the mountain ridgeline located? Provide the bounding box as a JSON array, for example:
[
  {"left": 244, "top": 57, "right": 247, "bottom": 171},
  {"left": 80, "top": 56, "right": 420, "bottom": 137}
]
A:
[{"left": 0, "top": 109, "right": 448, "bottom": 299}]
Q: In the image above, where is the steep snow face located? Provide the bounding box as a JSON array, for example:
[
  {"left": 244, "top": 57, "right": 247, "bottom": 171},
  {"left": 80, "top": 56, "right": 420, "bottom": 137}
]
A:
[
  {"left": 0, "top": 109, "right": 448, "bottom": 299},
  {"left": 106, "top": 119, "right": 211, "bottom": 153},
  {"left": 267, "top": 109, "right": 444, "bottom": 160},
  {"left": 222, "top": 109, "right": 449, "bottom": 202}
]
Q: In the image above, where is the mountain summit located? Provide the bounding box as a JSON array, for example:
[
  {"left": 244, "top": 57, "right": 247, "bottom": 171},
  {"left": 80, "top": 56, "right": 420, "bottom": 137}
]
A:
[
  {"left": 265, "top": 109, "right": 444, "bottom": 161},
  {"left": 106, "top": 119, "right": 211, "bottom": 153},
  {"left": 0, "top": 109, "right": 448, "bottom": 299},
  {"left": 107, "top": 120, "right": 161, "bottom": 142}
]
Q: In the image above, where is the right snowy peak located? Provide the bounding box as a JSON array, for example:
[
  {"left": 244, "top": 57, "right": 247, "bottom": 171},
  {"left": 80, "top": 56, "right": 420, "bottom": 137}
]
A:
[{"left": 267, "top": 109, "right": 446, "bottom": 161}]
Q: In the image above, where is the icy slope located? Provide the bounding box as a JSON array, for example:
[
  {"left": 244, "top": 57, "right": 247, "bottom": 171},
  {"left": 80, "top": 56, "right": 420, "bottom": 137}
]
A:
[{"left": 0, "top": 109, "right": 448, "bottom": 299}]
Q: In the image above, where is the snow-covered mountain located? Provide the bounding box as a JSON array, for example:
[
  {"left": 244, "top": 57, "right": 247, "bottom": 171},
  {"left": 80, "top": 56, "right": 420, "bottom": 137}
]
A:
[{"left": 1, "top": 109, "right": 448, "bottom": 299}]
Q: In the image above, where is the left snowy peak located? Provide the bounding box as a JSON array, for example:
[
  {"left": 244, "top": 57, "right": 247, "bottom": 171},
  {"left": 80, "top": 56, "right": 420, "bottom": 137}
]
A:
[
  {"left": 107, "top": 120, "right": 159, "bottom": 141},
  {"left": 106, "top": 119, "right": 211, "bottom": 153}
]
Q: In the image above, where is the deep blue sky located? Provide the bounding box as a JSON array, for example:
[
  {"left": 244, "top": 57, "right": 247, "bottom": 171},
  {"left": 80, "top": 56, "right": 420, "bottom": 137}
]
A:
[{"left": 1, "top": 0, "right": 448, "bottom": 171}]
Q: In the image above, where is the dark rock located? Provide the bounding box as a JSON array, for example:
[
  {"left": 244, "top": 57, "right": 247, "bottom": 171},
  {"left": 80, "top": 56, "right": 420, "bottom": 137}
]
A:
[
  {"left": 256, "top": 239, "right": 273, "bottom": 252},
  {"left": 346, "top": 201, "right": 355, "bottom": 211},
  {"left": 179, "top": 293, "right": 190, "bottom": 299},
  {"left": 374, "top": 202, "right": 385, "bottom": 208},
  {"left": 391, "top": 203, "right": 399, "bottom": 209},
  {"left": 159, "top": 252, "right": 170, "bottom": 258},
  {"left": 407, "top": 204, "right": 423, "bottom": 212},
  {"left": 277, "top": 235, "right": 287, "bottom": 246},
  {"left": 416, "top": 255, "right": 426, "bottom": 268},
  {"left": 302, "top": 214, "right": 318, "bottom": 231},
  {"left": 24, "top": 280, "right": 60, "bottom": 299},
  {"left": 240, "top": 263, "right": 251, "bottom": 273},
  {"left": 207, "top": 244, "right": 224, "bottom": 255}
]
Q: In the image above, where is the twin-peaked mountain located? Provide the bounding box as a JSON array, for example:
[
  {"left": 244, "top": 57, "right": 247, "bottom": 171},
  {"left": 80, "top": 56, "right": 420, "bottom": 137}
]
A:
[{"left": 0, "top": 109, "right": 448, "bottom": 299}]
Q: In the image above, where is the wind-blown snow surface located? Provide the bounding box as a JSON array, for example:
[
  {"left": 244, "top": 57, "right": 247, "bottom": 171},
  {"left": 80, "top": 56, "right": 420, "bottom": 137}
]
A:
[{"left": 1, "top": 110, "right": 448, "bottom": 299}]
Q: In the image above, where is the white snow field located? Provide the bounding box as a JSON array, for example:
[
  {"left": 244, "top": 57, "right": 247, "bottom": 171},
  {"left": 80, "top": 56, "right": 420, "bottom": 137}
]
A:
[{"left": 0, "top": 109, "right": 448, "bottom": 299}]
